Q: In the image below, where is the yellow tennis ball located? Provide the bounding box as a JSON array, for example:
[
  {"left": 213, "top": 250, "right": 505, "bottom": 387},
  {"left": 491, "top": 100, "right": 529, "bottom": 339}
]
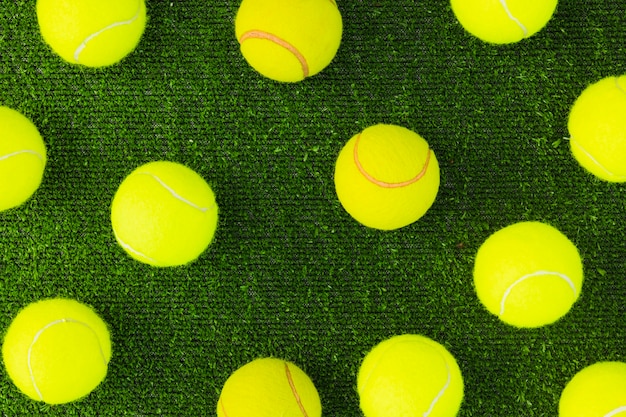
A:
[
  {"left": 217, "top": 357, "right": 322, "bottom": 417},
  {"left": 334, "top": 124, "right": 440, "bottom": 230},
  {"left": 473, "top": 221, "right": 583, "bottom": 328},
  {"left": 36, "top": 0, "right": 147, "bottom": 67},
  {"left": 358, "top": 334, "right": 464, "bottom": 417},
  {"left": 559, "top": 361, "right": 626, "bottom": 417},
  {"left": 235, "top": 0, "right": 343, "bottom": 82},
  {"left": 0, "top": 106, "right": 47, "bottom": 212},
  {"left": 111, "top": 161, "right": 218, "bottom": 267},
  {"left": 568, "top": 75, "right": 626, "bottom": 182},
  {"left": 1, "top": 298, "right": 111, "bottom": 405},
  {"left": 450, "top": 0, "right": 558, "bottom": 44}
]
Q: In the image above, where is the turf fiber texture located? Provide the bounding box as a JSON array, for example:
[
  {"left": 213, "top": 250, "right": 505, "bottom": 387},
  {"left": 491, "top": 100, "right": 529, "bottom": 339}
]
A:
[{"left": 1, "top": 1, "right": 625, "bottom": 415}]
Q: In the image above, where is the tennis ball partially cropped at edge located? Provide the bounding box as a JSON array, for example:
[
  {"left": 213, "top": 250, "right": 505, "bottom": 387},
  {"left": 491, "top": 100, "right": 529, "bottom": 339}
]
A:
[
  {"left": 36, "top": 0, "right": 147, "bottom": 67},
  {"left": 451, "top": 0, "right": 558, "bottom": 44},
  {"left": 0, "top": 106, "right": 47, "bottom": 212},
  {"left": 235, "top": 0, "right": 343, "bottom": 82},
  {"left": 358, "top": 334, "right": 464, "bottom": 417},
  {"left": 218, "top": 357, "right": 322, "bottom": 417},
  {"left": 568, "top": 75, "right": 626, "bottom": 182},
  {"left": 559, "top": 361, "right": 626, "bottom": 417}
]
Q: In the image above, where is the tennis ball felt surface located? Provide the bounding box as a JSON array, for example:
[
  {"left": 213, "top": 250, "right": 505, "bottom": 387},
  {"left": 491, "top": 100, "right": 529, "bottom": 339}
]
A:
[
  {"left": 235, "top": 0, "right": 342, "bottom": 82},
  {"left": 358, "top": 334, "right": 464, "bottom": 417},
  {"left": 0, "top": 106, "right": 47, "bottom": 212},
  {"left": 2, "top": 298, "right": 111, "bottom": 405},
  {"left": 36, "top": 0, "right": 147, "bottom": 67},
  {"left": 451, "top": 0, "right": 558, "bottom": 44},
  {"left": 334, "top": 124, "right": 440, "bottom": 230},
  {"left": 568, "top": 75, "right": 626, "bottom": 182},
  {"left": 473, "top": 221, "right": 583, "bottom": 328},
  {"left": 217, "top": 357, "right": 322, "bottom": 417},
  {"left": 559, "top": 361, "right": 626, "bottom": 417},
  {"left": 111, "top": 161, "right": 218, "bottom": 267}
]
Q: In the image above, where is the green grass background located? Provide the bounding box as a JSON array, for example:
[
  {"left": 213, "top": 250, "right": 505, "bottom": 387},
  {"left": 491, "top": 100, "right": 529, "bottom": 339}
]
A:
[{"left": 1, "top": 0, "right": 625, "bottom": 415}]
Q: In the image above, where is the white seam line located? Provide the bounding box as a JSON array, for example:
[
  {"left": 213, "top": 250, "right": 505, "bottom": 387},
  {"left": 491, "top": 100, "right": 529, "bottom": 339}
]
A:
[
  {"left": 423, "top": 345, "right": 452, "bottom": 417},
  {"left": 616, "top": 77, "right": 626, "bottom": 96},
  {"left": 0, "top": 150, "right": 45, "bottom": 162},
  {"left": 605, "top": 406, "right": 626, "bottom": 417},
  {"left": 74, "top": 0, "right": 143, "bottom": 63},
  {"left": 498, "top": 0, "right": 528, "bottom": 37},
  {"left": 138, "top": 172, "right": 213, "bottom": 213},
  {"left": 500, "top": 270, "right": 577, "bottom": 317},
  {"left": 570, "top": 136, "right": 626, "bottom": 181},
  {"left": 114, "top": 230, "right": 159, "bottom": 264},
  {"left": 28, "top": 318, "right": 107, "bottom": 402}
]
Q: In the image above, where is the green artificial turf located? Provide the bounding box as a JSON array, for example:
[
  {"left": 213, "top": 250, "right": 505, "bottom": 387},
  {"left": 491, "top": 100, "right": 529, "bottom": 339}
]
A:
[{"left": 1, "top": 0, "right": 625, "bottom": 415}]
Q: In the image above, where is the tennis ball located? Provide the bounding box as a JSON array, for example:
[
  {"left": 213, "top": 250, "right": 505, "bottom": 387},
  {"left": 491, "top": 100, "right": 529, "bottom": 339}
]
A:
[
  {"left": 0, "top": 106, "right": 47, "bottom": 212},
  {"left": 235, "top": 0, "right": 343, "bottom": 82},
  {"left": 450, "top": 0, "right": 558, "bottom": 44},
  {"left": 2, "top": 298, "right": 111, "bottom": 405},
  {"left": 568, "top": 75, "right": 626, "bottom": 182},
  {"left": 36, "top": 0, "right": 147, "bottom": 67},
  {"left": 473, "top": 221, "right": 583, "bottom": 328},
  {"left": 334, "top": 124, "right": 440, "bottom": 230},
  {"left": 217, "top": 357, "right": 322, "bottom": 417},
  {"left": 111, "top": 161, "right": 218, "bottom": 267},
  {"left": 559, "top": 361, "right": 626, "bottom": 417},
  {"left": 358, "top": 334, "right": 464, "bottom": 417}
]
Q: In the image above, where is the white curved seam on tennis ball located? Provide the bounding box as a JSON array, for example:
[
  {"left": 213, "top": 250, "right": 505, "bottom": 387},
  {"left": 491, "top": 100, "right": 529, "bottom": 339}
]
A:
[
  {"left": 359, "top": 338, "right": 452, "bottom": 417},
  {"left": 498, "top": 0, "right": 528, "bottom": 37},
  {"left": 570, "top": 136, "right": 626, "bottom": 181},
  {"left": 615, "top": 76, "right": 626, "bottom": 96},
  {"left": 114, "top": 232, "right": 159, "bottom": 264},
  {"left": 0, "top": 150, "right": 45, "bottom": 162},
  {"left": 499, "top": 270, "right": 577, "bottom": 317},
  {"left": 605, "top": 406, "right": 626, "bottom": 417},
  {"left": 137, "top": 172, "right": 213, "bottom": 213},
  {"left": 422, "top": 346, "right": 452, "bottom": 417},
  {"left": 28, "top": 318, "right": 108, "bottom": 402},
  {"left": 73, "top": 0, "right": 143, "bottom": 63}
]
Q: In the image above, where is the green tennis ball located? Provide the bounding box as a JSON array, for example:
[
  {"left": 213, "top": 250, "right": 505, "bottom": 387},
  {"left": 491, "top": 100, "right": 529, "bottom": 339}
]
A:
[
  {"left": 36, "top": 0, "right": 147, "bottom": 67},
  {"left": 235, "top": 0, "right": 343, "bottom": 82},
  {"left": 334, "top": 124, "right": 440, "bottom": 230},
  {"left": 358, "top": 334, "right": 464, "bottom": 417},
  {"left": 0, "top": 106, "right": 47, "bottom": 212},
  {"left": 450, "top": 0, "right": 558, "bottom": 44},
  {"left": 217, "top": 357, "right": 322, "bottom": 417},
  {"left": 568, "top": 75, "right": 626, "bottom": 182},
  {"left": 473, "top": 221, "right": 583, "bottom": 328},
  {"left": 559, "top": 361, "right": 626, "bottom": 417},
  {"left": 111, "top": 161, "right": 218, "bottom": 267},
  {"left": 2, "top": 298, "right": 111, "bottom": 405}
]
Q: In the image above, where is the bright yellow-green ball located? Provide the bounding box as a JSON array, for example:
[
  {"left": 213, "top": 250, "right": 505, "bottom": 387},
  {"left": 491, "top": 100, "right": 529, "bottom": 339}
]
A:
[
  {"left": 0, "top": 106, "right": 47, "bottom": 212},
  {"left": 2, "top": 298, "right": 111, "bottom": 405},
  {"left": 36, "top": 0, "right": 147, "bottom": 67},
  {"left": 569, "top": 75, "right": 626, "bottom": 182},
  {"left": 217, "top": 357, "right": 322, "bottom": 417},
  {"left": 111, "top": 161, "right": 218, "bottom": 267},
  {"left": 473, "top": 221, "right": 583, "bottom": 328},
  {"left": 559, "top": 361, "right": 626, "bottom": 417},
  {"left": 334, "top": 124, "right": 440, "bottom": 230},
  {"left": 450, "top": 0, "right": 558, "bottom": 44},
  {"left": 358, "top": 334, "right": 464, "bottom": 417},
  {"left": 235, "top": 0, "right": 343, "bottom": 82}
]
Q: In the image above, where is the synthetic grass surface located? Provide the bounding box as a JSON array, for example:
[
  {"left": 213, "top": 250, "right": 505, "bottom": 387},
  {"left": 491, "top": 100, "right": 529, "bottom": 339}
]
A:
[{"left": 1, "top": 0, "right": 625, "bottom": 415}]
